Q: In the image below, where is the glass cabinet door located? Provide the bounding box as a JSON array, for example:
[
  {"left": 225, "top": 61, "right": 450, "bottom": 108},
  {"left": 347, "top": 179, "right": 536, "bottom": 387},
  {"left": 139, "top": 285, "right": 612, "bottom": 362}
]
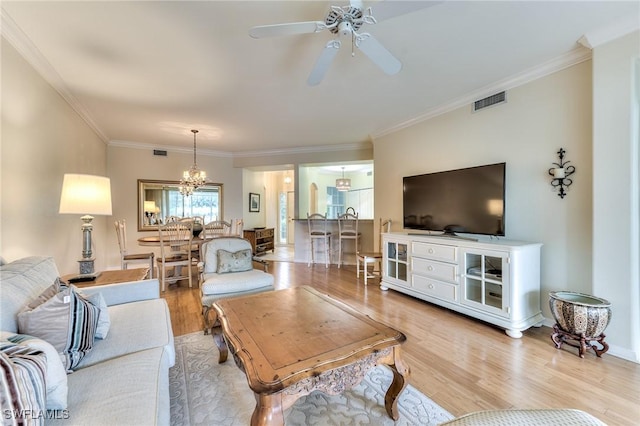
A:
[
  {"left": 462, "top": 250, "right": 509, "bottom": 317},
  {"left": 386, "top": 241, "right": 409, "bottom": 285}
]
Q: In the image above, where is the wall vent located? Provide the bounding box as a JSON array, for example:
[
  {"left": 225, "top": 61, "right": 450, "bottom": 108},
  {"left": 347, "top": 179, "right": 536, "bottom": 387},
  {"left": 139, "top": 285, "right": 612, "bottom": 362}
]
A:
[
  {"left": 153, "top": 149, "right": 167, "bottom": 156},
  {"left": 473, "top": 91, "right": 506, "bottom": 112}
]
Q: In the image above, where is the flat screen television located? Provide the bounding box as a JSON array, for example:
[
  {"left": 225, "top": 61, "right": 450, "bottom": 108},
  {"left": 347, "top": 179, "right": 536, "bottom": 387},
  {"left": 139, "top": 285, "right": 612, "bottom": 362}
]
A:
[{"left": 403, "top": 162, "right": 506, "bottom": 236}]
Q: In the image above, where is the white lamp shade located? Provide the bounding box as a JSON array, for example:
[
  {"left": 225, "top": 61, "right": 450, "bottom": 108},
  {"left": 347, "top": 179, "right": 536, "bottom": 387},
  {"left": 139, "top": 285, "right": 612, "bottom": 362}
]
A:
[
  {"left": 144, "top": 201, "right": 157, "bottom": 212},
  {"left": 59, "top": 174, "right": 112, "bottom": 215}
]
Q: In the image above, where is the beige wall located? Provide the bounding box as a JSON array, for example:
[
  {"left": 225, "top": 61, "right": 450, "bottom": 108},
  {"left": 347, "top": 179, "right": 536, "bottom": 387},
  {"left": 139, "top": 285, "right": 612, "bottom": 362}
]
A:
[
  {"left": 592, "top": 30, "right": 640, "bottom": 362},
  {"left": 106, "top": 145, "right": 243, "bottom": 269},
  {"left": 1, "top": 38, "right": 109, "bottom": 274},
  {"left": 374, "top": 61, "right": 593, "bottom": 328}
]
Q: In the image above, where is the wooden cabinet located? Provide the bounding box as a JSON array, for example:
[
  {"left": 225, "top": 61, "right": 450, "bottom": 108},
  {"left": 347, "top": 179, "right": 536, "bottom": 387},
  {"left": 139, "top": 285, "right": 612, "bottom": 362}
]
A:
[
  {"left": 244, "top": 228, "right": 275, "bottom": 255},
  {"left": 381, "top": 232, "right": 544, "bottom": 338}
]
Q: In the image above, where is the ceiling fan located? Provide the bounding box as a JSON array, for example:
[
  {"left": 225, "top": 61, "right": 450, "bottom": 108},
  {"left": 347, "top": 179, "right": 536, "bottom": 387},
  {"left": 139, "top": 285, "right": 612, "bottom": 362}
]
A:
[{"left": 249, "top": 0, "right": 438, "bottom": 86}]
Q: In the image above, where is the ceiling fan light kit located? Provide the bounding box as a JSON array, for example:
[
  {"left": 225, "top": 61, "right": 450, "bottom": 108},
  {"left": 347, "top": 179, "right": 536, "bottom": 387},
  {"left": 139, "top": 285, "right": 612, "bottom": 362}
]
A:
[{"left": 249, "top": 0, "right": 412, "bottom": 86}]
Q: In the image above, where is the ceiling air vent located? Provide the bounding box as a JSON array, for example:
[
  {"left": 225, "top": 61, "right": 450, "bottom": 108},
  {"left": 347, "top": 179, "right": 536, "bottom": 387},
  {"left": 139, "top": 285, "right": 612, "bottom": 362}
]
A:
[
  {"left": 153, "top": 149, "right": 167, "bottom": 156},
  {"left": 473, "top": 91, "right": 506, "bottom": 112}
]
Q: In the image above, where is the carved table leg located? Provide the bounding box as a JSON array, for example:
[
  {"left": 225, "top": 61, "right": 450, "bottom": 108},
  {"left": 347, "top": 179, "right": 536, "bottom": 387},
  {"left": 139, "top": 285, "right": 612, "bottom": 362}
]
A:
[
  {"left": 383, "top": 347, "right": 410, "bottom": 421},
  {"left": 209, "top": 311, "right": 228, "bottom": 364},
  {"left": 251, "top": 392, "right": 284, "bottom": 426},
  {"left": 592, "top": 333, "right": 609, "bottom": 357}
]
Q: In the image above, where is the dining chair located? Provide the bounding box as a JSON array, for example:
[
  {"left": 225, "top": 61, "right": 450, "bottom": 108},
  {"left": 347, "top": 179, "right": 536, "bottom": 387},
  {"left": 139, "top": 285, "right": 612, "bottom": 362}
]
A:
[
  {"left": 157, "top": 219, "right": 194, "bottom": 291},
  {"left": 356, "top": 218, "right": 391, "bottom": 285},
  {"left": 114, "top": 219, "right": 155, "bottom": 278},
  {"left": 337, "top": 211, "right": 360, "bottom": 268},
  {"left": 231, "top": 218, "right": 244, "bottom": 236},
  {"left": 307, "top": 213, "right": 331, "bottom": 268},
  {"left": 202, "top": 220, "right": 232, "bottom": 238}
]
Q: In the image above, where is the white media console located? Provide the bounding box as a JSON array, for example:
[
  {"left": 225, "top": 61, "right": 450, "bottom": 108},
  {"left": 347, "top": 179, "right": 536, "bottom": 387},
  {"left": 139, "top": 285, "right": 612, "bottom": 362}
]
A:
[{"left": 380, "top": 232, "right": 544, "bottom": 338}]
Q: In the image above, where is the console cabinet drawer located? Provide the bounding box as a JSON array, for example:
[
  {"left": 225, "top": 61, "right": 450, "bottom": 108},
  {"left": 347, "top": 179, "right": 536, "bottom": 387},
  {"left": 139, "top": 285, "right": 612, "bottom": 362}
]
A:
[
  {"left": 412, "top": 257, "right": 459, "bottom": 283},
  {"left": 412, "top": 242, "right": 457, "bottom": 263},
  {"left": 413, "top": 275, "right": 457, "bottom": 302},
  {"left": 256, "top": 228, "right": 274, "bottom": 239}
]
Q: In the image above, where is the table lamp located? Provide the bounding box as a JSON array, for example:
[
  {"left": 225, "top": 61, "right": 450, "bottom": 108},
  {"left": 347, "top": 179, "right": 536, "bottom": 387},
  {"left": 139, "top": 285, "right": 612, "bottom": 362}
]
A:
[
  {"left": 144, "top": 201, "right": 157, "bottom": 225},
  {"left": 59, "top": 173, "right": 113, "bottom": 279}
]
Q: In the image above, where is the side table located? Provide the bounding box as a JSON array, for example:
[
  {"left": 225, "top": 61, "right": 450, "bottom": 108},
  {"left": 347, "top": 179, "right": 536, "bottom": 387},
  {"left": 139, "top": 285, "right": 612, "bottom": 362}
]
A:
[{"left": 61, "top": 268, "right": 149, "bottom": 288}]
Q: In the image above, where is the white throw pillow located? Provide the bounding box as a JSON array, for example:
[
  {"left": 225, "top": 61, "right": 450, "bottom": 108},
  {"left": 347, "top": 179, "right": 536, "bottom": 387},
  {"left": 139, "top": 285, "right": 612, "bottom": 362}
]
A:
[{"left": 82, "top": 292, "right": 110, "bottom": 339}]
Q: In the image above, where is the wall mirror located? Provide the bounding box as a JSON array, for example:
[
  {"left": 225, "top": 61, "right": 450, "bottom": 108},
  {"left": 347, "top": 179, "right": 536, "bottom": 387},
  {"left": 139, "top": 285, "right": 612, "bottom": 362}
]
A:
[{"left": 138, "top": 179, "right": 223, "bottom": 231}]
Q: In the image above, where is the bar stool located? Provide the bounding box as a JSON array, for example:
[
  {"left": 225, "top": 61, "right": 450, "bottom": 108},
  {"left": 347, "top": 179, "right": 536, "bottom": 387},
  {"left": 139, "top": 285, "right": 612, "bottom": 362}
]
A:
[
  {"left": 307, "top": 213, "right": 331, "bottom": 268},
  {"left": 337, "top": 212, "right": 360, "bottom": 268}
]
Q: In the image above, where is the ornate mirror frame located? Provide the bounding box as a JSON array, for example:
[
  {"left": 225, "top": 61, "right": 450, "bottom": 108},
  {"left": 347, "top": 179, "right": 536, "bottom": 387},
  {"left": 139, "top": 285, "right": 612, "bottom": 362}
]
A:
[{"left": 137, "top": 179, "right": 224, "bottom": 231}]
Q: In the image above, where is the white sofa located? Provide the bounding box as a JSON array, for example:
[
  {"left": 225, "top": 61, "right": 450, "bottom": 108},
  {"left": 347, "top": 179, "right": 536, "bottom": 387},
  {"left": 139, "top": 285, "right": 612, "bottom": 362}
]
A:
[{"left": 0, "top": 256, "right": 175, "bottom": 425}]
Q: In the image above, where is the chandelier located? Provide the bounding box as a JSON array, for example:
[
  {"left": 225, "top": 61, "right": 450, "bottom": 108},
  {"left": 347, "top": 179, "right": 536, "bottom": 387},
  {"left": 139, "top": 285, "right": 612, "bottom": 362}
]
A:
[
  {"left": 179, "top": 129, "right": 207, "bottom": 196},
  {"left": 336, "top": 167, "right": 351, "bottom": 192}
]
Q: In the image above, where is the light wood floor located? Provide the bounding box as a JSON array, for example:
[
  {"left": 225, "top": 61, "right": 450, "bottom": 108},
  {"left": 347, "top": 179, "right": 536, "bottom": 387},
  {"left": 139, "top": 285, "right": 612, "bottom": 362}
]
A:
[{"left": 162, "top": 261, "right": 640, "bottom": 425}]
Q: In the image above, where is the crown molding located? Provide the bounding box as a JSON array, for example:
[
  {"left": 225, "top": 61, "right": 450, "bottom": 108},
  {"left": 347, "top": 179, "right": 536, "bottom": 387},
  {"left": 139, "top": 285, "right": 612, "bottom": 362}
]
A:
[
  {"left": 578, "top": 14, "right": 640, "bottom": 49},
  {"left": 231, "top": 141, "right": 372, "bottom": 158},
  {"left": 110, "top": 139, "right": 371, "bottom": 158},
  {"left": 108, "top": 140, "right": 234, "bottom": 158},
  {"left": 371, "top": 46, "right": 593, "bottom": 140},
  {"left": 1, "top": 7, "right": 109, "bottom": 143}
]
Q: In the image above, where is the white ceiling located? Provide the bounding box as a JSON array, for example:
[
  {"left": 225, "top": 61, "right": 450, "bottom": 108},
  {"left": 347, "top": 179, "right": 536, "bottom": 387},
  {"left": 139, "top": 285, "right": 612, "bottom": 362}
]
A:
[{"left": 2, "top": 1, "right": 638, "bottom": 155}]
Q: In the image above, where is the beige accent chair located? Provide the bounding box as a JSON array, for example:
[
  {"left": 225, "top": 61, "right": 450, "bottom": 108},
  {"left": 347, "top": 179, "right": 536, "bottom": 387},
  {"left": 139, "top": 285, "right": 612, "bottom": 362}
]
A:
[
  {"left": 307, "top": 213, "right": 331, "bottom": 268},
  {"left": 157, "top": 220, "right": 194, "bottom": 291},
  {"left": 198, "top": 237, "right": 274, "bottom": 338},
  {"left": 114, "top": 219, "right": 154, "bottom": 278},
  {"left": 356, "top": 218, "right": 391, "bottom": 285},
  {"left": 337, "top": 212, "right": 360, "bottom": 268}
]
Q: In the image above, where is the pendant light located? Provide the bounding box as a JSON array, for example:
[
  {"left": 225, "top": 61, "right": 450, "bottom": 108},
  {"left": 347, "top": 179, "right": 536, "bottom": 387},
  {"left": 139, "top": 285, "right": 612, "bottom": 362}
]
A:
[
  {"left": 179, "top": 129, "right": 207, "bottom": 196},
  {"left": 336, "top": 167, "right": 351, "bottom": 192}
]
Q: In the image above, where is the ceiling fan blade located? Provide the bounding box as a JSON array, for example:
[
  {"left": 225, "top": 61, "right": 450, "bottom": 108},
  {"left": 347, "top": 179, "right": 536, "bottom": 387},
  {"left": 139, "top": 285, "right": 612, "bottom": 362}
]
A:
[
  {"left": 307, "top": 40, "right": 341, "bottom": 86},
  {"left": 372, "top": 0, "right": 444, "bottom": 22},
  {"left": 249, "top": 21, "right": 327, "bottom": 39},
  {"left": 355, "top": 33, "right": 401, "bottom": 75}
]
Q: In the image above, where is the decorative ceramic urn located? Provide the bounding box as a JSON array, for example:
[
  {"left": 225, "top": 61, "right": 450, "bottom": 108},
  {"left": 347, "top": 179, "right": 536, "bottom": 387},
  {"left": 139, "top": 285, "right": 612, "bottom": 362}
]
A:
[{"left": 549, "top": 291, "right": 611, "bottom": 337}]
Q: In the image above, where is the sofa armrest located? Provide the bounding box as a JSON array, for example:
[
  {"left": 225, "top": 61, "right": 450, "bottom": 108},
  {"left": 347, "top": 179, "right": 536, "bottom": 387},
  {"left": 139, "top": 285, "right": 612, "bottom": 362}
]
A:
[{"left": 79, "top": 279, "right": 160, "bottom": 306}]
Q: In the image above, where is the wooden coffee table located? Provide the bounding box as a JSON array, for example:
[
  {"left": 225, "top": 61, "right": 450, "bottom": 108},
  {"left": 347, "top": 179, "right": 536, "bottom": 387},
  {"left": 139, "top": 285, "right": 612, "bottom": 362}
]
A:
[{"left": 212, "top": 286, "right": 410, "bottom": 426}]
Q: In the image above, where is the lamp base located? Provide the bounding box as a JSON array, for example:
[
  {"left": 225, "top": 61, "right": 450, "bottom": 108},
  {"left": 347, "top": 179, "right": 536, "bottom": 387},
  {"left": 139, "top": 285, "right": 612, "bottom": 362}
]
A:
[{"left": 78, "top": 258, "right": 96, "bottom": 275}]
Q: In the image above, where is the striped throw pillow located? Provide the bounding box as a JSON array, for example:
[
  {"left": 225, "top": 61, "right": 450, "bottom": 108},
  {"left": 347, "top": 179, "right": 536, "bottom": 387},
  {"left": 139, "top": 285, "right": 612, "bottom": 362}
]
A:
[
  {"left": 17, "top": 284, "right": 100, "bottom": 372},
  {"left": 0, "top": 342, "right": 47, "bottom": 425},
  {"left": 2, "top": 332, "right": 68, "bottom": 409}
]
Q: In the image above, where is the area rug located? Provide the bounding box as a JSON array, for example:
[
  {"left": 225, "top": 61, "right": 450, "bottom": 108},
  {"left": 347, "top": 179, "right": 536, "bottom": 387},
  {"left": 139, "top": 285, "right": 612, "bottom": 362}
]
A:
[{"left": 170, "top": 332, "right": 454, "bottom": 425}]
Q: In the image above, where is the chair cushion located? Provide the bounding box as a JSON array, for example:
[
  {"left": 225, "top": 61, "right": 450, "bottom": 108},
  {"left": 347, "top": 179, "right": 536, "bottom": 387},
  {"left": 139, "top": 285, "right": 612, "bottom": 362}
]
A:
[
  {"left": 75, "top": 299, "right": 175, "bottom": 369},
  {"left": 48, "top": 348, "right": 171, "bottom": 426},
  {"left": 217, "top": 249, "right": 253, "bottom": 274},
  {"left": 201, "top": 269, "right": 274, "bottom": 296}
]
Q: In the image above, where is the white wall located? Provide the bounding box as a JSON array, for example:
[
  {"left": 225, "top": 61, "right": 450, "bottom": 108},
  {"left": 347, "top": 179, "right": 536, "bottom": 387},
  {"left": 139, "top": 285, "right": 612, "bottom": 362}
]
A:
[
  {"left": 592, "top": 30, "right": 640, "bottom": 362},
  {"left": 106, "top": 144, "right": 243, "bottom": 269},
  {"left": 374, "top": 61, "right": 594, "bottom": 334},
  {"left": 242, "top": 169, "right": 267, "bottom": 230},
  {"left": 1, "top": 38, "right": 109, "bottom": 274}
]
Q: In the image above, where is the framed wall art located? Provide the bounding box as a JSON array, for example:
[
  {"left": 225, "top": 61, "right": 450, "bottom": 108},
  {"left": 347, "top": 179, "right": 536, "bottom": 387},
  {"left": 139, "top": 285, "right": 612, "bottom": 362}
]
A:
[{"left": 249, "top": 192, "right": 260, "bottom": 212}]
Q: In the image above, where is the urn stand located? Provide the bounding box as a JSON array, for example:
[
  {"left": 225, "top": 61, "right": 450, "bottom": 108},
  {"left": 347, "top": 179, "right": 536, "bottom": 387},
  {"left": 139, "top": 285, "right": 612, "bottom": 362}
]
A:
[{"left": 549, "top": 291, "right": 612, "bottom": 358}]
